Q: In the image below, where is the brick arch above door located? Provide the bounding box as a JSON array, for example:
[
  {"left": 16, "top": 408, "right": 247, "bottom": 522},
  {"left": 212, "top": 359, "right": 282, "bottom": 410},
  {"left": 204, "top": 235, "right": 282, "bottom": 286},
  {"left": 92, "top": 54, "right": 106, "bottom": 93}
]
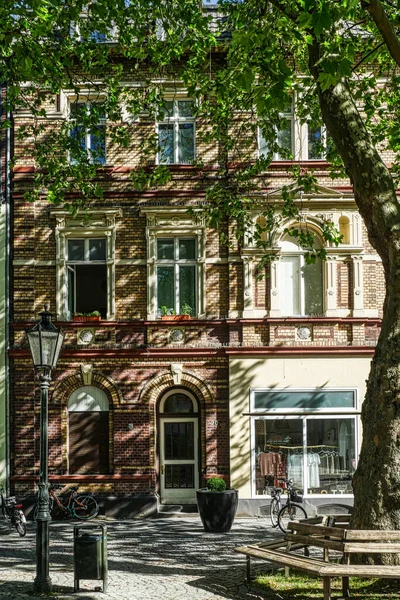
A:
[
  {"left": 139, "top": 367, "right": 214, "bottom": 475},
  {"left": 139, "top": 368, "right": 214, "bottom": 410}
]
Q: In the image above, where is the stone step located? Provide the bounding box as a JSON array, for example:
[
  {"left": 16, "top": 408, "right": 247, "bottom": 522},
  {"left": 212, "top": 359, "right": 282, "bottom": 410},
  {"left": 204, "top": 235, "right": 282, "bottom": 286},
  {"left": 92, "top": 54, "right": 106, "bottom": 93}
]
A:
[{"left": 158, "top": 504, "right": 198, "bottom": 516}]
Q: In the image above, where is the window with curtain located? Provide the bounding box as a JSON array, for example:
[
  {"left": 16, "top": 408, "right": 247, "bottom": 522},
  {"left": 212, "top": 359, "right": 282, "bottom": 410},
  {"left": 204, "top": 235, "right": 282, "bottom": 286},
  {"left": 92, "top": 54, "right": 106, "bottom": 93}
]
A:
[{"left": 279, "top": 233, "right": 323, "bottom": 316}]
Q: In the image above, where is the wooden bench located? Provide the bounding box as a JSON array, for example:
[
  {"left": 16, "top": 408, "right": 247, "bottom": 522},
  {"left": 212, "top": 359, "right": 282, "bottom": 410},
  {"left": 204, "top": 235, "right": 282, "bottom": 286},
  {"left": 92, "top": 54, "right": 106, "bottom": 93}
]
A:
[{"left": 235, "top": 518, "right": 400, "bottom": 600}]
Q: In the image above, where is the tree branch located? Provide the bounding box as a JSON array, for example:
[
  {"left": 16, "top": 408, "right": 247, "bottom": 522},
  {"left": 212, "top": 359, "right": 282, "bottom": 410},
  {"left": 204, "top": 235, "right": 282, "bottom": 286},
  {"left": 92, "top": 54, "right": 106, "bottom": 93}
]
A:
[{"left": 364, "top": 0, "right": 400, "bottom": 67}]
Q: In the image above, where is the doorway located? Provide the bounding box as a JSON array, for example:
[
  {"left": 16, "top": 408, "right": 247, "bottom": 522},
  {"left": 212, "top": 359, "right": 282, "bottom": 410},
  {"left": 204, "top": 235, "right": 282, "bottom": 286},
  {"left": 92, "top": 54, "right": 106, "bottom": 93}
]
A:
[{"left": 159, "top": 390, "right": 199, "bottom": 504}]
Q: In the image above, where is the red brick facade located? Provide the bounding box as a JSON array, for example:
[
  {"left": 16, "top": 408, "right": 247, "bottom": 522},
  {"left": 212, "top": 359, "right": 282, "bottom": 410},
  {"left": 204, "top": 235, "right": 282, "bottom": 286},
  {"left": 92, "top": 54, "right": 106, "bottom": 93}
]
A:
[{"left": 8, "top": 88, "right": 386, "bottom": 514}]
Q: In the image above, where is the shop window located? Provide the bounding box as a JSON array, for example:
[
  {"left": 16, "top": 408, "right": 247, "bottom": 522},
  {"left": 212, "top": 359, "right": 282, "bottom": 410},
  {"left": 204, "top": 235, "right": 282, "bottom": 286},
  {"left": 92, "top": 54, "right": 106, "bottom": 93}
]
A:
[
  {"left": 156, "top": 237, "right": 197, "bottom": 316},
  {"left": 279, "top": 233, "right": 323, "bottom": 316},
  {"left": 68, "top": 386, "right": 110, "bottom": 474},
  {"left": 67, "top": 237, "right": 107, "bottom": 319},
  {"left": 157, "top": 99, "right": 195, "bottom": 164},
  {"left": 252, "top": 389, "right": 358, "bottom": 497},
  {"left": 69, "top": 101, "right": 106, "bottom": 165}
]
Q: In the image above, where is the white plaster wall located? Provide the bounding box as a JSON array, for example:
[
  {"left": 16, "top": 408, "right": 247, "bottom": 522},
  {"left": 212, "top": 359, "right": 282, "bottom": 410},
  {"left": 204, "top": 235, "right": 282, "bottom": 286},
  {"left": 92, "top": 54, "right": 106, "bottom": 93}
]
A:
[{"left": 229, "top": 355, "right": 372, "bottom": 498}]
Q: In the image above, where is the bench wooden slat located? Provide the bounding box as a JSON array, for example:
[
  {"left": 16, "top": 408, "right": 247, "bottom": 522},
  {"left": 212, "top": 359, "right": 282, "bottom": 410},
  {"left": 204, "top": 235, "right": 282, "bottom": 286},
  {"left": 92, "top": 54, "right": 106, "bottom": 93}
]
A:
[
  {"left": 321, "top": 563, "right": 400, "bottom": 577},
  {"left": 236, "top": 521, "right": 400, "bottom": 599},
  {"left": 286, "top": 532, "right": 345, "bottom": 552},
  {"left": 287, "top": 522, "right": 347, "bottom": 539},
  {"left": 235, "top": 546, "right": 327, "bottom": 574},
  {"left": 343, "top": 542, "right": 400, "bottom": 553},
  {"left": 344, "top": 530, "right": 400, "bottom": 541}
]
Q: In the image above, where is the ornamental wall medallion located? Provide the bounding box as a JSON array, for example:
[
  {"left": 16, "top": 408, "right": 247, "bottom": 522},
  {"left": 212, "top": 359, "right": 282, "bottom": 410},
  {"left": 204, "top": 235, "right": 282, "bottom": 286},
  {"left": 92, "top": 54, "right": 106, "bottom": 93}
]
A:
[
  {"left": 169, "top": 328, "right": 185, "bottom": 343},
  {"left": 296, "top": 326, "right": 312, "bottom": 341},
  {"left": 77, "top": 328, "right": 95, "bottom": 345}
]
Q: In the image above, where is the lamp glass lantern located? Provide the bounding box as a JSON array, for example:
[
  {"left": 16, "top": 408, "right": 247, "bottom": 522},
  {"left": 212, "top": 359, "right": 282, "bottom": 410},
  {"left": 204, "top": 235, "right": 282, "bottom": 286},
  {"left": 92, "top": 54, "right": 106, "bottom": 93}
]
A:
[{"left": 26, "top": 307, "right": 65, "bottom": 371}]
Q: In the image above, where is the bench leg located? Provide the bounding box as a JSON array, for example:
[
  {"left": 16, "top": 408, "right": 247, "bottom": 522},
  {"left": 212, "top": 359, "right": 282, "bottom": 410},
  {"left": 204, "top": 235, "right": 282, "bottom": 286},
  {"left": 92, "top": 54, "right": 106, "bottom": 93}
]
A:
[
  {"left": 342, "top": 576, "right": 350, "bottom": 598},
  {"left": 323, "top": 576, "right": 332, "bottom": 600}
]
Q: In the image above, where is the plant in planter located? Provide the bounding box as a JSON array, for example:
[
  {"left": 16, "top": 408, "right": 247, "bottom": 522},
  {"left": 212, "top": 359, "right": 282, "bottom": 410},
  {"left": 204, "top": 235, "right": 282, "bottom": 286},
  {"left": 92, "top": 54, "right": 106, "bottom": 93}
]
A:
[
  {"left": 197, "top": 476, "right": 239, "bottom": 533},
  {"left": 179, "top": 303, "right": 192, "bottom": 320},
  {"left": 160, "top": 306, "right": 177, "bottom": 320},
  {"left": 72, "top": 310, "right": 101, "bottom": 322}
]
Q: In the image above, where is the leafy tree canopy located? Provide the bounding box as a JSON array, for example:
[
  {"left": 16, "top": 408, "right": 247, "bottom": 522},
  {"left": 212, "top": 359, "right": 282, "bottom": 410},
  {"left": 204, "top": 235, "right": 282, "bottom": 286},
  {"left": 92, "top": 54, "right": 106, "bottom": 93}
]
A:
[{"left": 6, "top": 0, "right": 400, "bottom": 533}]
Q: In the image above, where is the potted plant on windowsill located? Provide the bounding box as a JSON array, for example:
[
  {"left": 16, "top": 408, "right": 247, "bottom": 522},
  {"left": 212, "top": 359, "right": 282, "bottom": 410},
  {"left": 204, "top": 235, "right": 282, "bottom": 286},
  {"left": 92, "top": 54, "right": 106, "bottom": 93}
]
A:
[
  {"left": 160, "top": 306, "right": 177, "bottom": 321},
  {"left": 160, "top": 304, "right": 193, "bottom": 321},
  {"left": 178, "top": 302, "right": 192, "bottom": 320},
  {"left": 72, "top": 311, "right": 101, "bottom": 323},
  {"left": 197, "top": 476, "right": 239, "bottom": 533}
]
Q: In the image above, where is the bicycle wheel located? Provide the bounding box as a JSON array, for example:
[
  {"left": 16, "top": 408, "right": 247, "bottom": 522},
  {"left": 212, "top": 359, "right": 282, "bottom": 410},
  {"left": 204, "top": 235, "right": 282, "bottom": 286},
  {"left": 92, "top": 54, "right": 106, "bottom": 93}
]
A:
[
  {"left": 270, "top": 498, "right": 280, "bottom": 528},
  {"left": 15, "top": 519, "right": 27, "bottom": 537},
  {"left": 73, "top": 495, "right": 99, "bottom": 520},
  {"left": 278, "top": 503, "right": 307, "bottom": 533}
]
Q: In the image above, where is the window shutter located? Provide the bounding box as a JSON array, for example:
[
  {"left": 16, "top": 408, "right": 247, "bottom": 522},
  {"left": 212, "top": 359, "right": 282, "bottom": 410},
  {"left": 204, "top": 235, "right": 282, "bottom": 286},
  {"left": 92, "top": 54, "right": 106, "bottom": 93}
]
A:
[{"left": 69, "top": 411, "right": 109, "bottom": 474}]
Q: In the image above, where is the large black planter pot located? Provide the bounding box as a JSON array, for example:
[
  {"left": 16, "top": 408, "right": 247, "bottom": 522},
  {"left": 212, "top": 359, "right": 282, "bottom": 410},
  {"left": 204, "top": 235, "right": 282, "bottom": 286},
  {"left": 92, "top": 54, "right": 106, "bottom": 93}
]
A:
[{"left": 196, "top": 489, "right": 239, "bottom": 533}]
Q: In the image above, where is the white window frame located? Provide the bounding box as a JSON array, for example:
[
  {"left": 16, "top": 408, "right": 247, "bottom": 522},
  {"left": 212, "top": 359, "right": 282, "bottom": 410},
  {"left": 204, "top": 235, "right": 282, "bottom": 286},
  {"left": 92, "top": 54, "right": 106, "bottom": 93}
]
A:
[
  {"left": 140, "top": 207, "right": 206, "bottom": 320},
  {"left": 156, "top": 236, "right": 198, "bottom": 316},
  {"left": 52, "top": 208, "right": 122, "bottom": 321},
  {"left": 250, "top": 387, "right": 360, "bottom": 499},
  {"left": 156, "top": 98, "right": 196, "bottom": 165},
  {"left": 67, "top": 237, "right": 107, "bottom": 317},
  {"left": 258, "top": 103, "right": 326, "bottom": 161},
  {"left": 68, "top": 99, "right": 107, "bottom": 165},
  {"left": 278, "top": 235, "right": 324, "bottom": 317}
]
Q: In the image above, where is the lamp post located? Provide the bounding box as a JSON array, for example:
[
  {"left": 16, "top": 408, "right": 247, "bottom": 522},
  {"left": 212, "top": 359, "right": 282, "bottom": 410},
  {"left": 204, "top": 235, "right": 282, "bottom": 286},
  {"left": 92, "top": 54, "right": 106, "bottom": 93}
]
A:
[{"left": 26, "top": 306, "right": 64, "bottom": 593}]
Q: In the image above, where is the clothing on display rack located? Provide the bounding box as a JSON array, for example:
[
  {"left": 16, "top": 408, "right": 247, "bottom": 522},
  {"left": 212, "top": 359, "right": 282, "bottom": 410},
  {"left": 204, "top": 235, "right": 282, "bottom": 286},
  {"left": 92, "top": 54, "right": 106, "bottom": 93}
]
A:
[{"left": 258, "top": 450, "right": 286, "bottom": 486}]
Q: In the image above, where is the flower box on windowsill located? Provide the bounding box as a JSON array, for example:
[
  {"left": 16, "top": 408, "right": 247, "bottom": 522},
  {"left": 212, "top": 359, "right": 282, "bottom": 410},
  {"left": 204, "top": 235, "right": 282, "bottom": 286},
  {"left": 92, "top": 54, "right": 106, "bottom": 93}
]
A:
[
  {"left": 72, "top": 315, "right": 101, "bottom": 323},
  {"left": 161, "top": 315, "right": 191, "bottom": 321}
]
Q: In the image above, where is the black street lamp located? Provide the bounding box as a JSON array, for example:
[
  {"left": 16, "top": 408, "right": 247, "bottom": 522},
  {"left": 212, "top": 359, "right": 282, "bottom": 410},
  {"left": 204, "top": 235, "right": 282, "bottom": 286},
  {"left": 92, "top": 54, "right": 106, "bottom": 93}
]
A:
[{"left": 26, "top": 306, "right": 64, "bottom": 593}]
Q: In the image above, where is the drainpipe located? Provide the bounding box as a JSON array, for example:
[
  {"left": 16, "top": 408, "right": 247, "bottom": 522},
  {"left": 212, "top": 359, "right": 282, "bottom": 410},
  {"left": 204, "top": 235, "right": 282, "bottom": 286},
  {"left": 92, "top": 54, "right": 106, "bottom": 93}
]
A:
[{"left": 1, "top": 82, "right": 11, "bottom": 494}]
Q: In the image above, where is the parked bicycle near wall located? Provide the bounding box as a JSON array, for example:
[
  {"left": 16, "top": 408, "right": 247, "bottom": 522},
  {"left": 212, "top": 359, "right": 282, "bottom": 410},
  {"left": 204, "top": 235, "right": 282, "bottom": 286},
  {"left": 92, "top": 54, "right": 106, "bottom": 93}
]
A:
[
  {"left": 0, "top": 484, "right": 27, "bottom": 536},
  {"left": 34, "top": 484, "right": 99, "bottom": 521},
  {"left": 269, "top": 479, "right": 307, "bottom": 532}
]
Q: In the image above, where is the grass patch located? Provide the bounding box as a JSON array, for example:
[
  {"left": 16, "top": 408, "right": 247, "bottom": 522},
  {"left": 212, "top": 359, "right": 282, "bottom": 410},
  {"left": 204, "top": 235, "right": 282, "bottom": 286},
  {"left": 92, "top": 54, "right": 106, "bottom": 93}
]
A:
[{"left": 252, "top": 570, "right": 400, "bottom": 599}]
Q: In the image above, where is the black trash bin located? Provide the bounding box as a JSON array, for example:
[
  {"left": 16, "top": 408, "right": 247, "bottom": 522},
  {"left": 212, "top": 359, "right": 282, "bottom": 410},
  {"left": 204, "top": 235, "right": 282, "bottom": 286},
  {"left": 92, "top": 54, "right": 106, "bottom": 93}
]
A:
[{"left": 74, "top": 524, "right": 108, "bottom": 592}]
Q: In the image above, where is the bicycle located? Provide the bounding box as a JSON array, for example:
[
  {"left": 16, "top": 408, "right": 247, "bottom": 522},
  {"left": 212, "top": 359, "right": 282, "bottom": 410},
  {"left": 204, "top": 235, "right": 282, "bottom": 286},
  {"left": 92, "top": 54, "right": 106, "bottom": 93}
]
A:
[
  {"left": 270, "top": 479, "right": 307, "bottom": 532},
  {"left": 269, "top": 487, "right": 283, "bottom": 528},
  {"left": 34, "top": 485, "right": 99, "bottom": 521},
  {"left": 0, "top": 484, "right": 27, "bottom": 536}
]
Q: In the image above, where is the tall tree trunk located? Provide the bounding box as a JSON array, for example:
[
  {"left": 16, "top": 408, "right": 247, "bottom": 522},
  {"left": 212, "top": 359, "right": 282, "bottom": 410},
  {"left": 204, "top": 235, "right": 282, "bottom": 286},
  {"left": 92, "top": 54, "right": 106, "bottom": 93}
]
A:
[{"left": 309, "top": 42, "right": 400, "bottom": 537}]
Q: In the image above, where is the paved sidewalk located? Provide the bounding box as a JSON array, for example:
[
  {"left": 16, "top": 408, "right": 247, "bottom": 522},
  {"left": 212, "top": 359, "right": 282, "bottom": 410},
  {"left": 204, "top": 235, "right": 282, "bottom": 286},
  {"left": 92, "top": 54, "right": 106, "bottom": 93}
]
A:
[{"left": 0, "top": 516, "right": 278, "bottom": 600}]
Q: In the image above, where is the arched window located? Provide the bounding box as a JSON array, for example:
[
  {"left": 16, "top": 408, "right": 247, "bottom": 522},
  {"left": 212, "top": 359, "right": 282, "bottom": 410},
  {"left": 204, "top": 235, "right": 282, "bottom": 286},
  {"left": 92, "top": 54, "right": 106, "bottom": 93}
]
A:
[
  {"left": 160, "top": 390, "right": 197, "bottom": 414},
  {"left": 68, "top": 386, "right": 110, "bottom": 474},
  {"left": 279, "top": 233, "right": 323, "bottom": 316}
]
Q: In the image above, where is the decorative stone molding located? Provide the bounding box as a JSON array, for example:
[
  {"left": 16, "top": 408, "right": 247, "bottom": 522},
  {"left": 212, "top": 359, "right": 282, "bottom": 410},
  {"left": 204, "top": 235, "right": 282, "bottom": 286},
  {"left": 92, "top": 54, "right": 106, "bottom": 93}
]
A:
[
  {"left": 170, "top": 363, "right": 183, "bottom": 385},
  {"left": 80, "top": 363, "right": 93, "bottom": 385},
  {"left": 296, "top": 325, "right": 312, "bottom": 341},
  {"left": 140, "top": 206, "right": 206, "bottom": 320},
  {"left": 169, "top": 328, "right": 185, "bottom": 344},
  {"left": 51, "top": 207, "right": 122, "bottom": 321}
]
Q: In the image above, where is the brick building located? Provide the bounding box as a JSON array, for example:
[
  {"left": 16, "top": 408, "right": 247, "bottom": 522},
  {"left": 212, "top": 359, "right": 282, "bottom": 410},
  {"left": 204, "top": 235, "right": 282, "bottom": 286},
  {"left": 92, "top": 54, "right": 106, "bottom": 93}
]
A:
[{"left": 6, "top": 34, "right": 386, "bottom": 516}]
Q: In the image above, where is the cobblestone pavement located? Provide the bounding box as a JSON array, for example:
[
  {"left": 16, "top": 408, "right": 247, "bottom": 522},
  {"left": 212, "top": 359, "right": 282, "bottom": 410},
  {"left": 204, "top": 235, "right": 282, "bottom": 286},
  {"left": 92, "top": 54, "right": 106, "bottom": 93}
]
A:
[{"left": 0, "top": 516, "right": 279, "bottom": 600}]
